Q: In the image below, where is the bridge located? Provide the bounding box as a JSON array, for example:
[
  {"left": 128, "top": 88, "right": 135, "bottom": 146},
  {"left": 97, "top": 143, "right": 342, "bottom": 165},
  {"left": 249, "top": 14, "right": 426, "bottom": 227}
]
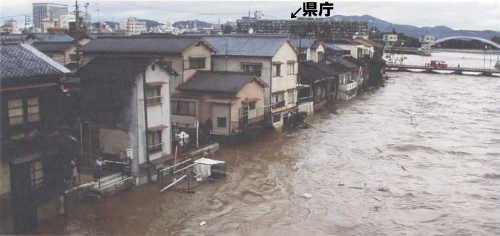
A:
[
  {"left": 422, "top": 36, "right": 500, "bottom": 50},
  {"left": 386, "top": 63, "right": 500, "bottom": 77}
]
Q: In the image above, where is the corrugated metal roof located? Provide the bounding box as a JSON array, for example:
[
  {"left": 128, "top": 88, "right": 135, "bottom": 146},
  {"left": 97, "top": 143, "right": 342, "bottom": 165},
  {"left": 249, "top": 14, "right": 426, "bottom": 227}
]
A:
[
  {"left": 0, "top": 44, "right": 69, "bottom": 82},
  {"left": 203, "top": 36, "right": 289, "bottom": 57}
]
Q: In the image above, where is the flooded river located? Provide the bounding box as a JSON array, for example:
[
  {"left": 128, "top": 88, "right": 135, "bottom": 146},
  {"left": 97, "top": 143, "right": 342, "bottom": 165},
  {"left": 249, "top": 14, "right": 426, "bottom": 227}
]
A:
[{"left": 39, "top": 72, "right": 500, "bottom": 235}]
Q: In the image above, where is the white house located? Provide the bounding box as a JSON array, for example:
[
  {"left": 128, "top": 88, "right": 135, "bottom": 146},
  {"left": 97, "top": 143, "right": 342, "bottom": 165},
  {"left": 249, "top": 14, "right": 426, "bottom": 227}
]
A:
[{"left": 78, "top": 57, "right": 172, "bottom": 185}]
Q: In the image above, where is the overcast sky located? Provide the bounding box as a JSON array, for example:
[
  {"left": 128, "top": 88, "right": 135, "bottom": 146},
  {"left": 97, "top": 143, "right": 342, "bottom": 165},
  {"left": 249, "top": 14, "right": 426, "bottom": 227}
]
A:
[{"left": 1, "top": 0, "right": 499, "bottom": 31}]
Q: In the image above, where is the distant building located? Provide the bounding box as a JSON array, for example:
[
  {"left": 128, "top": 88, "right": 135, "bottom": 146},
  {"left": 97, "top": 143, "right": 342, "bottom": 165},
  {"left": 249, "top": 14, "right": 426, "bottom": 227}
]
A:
[
  {"left": 123, "top": 17, "right": 146, "bottom": 35},
  {"left": 382, "top": 33, "right": 398, "bottom": 46},
  {"left": 419, "top": 34, "right": 436, "bottom": 43},
  {"left": 32, "top": 3, "right": 68, "bottom": 32},
  {"left": 236, "top": 12, "right": 368, "bottom": 40},
  {"left": 1, "top": 19, "right": 19, "bottom": 34}
]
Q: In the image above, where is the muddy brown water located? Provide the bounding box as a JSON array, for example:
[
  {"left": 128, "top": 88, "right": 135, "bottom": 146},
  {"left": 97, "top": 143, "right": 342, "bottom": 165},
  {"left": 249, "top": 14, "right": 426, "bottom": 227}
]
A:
[{"left": 38, "top": 72, "right": 500, "bottom": 235}]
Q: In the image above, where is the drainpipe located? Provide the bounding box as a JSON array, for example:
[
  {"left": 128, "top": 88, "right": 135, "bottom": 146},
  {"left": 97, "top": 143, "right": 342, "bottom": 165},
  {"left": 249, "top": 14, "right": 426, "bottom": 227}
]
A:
[{"left": 142, "top": 71, "right": 151, "bottom": 183}]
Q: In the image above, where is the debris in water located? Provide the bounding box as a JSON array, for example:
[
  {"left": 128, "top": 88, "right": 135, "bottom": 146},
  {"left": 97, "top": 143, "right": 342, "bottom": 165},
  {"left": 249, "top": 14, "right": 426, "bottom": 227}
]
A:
[
  {"left": 200, "top": 221, "right": 207, "bottom": 226},
  {"left": 377, "top": 187, "right": 390, "bottom": 192},
  {"left": 302, "top": 193, "right": 313, "bottom": 199}
]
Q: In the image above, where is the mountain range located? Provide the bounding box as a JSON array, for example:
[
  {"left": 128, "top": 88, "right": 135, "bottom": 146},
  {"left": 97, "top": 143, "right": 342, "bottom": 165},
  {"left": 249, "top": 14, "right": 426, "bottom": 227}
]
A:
[{"left": 332, "top": 15, "right": 500, "bottom": 40}]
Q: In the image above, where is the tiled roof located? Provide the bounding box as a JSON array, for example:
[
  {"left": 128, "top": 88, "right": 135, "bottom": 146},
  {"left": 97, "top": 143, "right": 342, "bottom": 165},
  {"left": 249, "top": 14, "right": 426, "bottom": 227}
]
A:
[
  {"left": 32, "top": 41, "right": 75, "bottom": 53},
  {"left": 0, "top": 44, "right": 69, "bottom": 83},
  {"left": 80, "top": 37, "right": 205, "bottom": 55},
  {"left": 203, "top": 36, "right": 290, "bottom": 57},
  {"left": 77, "top": 57, "right": 153, "bottom": 81},
  {"left": 178, "top": 71, "right": 266, "bottom": 95}
]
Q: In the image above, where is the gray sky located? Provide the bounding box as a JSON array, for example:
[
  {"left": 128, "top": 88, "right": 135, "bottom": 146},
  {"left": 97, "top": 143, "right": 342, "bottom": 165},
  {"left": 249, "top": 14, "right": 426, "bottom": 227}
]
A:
[{"left": 1, "top": 0, "right": 499, "bottom": 31}]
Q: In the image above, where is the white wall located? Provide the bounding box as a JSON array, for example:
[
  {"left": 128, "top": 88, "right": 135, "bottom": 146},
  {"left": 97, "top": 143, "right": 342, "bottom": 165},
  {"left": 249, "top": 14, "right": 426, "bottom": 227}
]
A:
[{"left": 144, "top": 64, "right": 172, "bottom": 161}]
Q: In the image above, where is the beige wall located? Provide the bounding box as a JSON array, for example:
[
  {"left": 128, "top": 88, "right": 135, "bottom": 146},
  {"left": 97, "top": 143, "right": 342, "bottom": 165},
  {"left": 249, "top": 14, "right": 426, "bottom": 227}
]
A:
[
  {"left": 0, "top": 161, "right": 10, "bottom": 196},
  {"left": 230, "top": 81, "right": 266, "bottom": 129},
  {"left": 172, "top": 80, "right": 265, "bottom": 135},
  {"left": 182, "top": 43, "right": 212, "bottom": 82},
  {"left": 271, "top": 42, "right": 298, "bottom": 116}
]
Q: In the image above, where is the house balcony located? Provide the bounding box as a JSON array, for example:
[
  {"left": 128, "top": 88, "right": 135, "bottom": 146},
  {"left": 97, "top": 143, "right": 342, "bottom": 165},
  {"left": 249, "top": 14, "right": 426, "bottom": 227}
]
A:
[
  {"left": 271, "top": 100, "right": 286, "bottom": 110},
  {"left": 297, "top": 96, "right": 313, "bottom": 104},
  {"left": 339, "top": 81, "right": 358, "bottom": 92}
]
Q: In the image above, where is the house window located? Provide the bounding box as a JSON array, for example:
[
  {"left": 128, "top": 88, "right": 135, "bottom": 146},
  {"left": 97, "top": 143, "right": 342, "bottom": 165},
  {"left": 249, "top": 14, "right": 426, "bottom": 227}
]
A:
[
  {"left": 249, "top": 101, "right": 256, "bottom": 110},
  {"left": 31, "top": 160, "right": 44, "bottom": 189},
  {"left": 271, "top": 92, "right": 285, "bottom": 109},
  {"left": 287, "top": 89, "right": 296, "bottom": 105},
  {"left": 241, "top": 63, "right": 262, "bottom": 77},
  {"left": 8, "top": 99, "right": 24, "bottom": 125},
  {"left": 27, "top": 97, "right": 40, "bottom": 122},
  {"left": 287, "top": 62, "right": 295, "bottom": 75},
  {"left": 147, "top": 130, "right": 162, "bottom": 153},
  {"left": 216, "top": 117, "right": 227, "bottom": 128},
  {"left": 272, "top": 63, "right": 281, "bottom": 77},
  {"left": 189, "top": 57, "right": 206, "bottom": 69},
  {"left": 171, "top": 100, "right": 197, "bottom": 116},
  {"left": 146, "top": 85, "right": 162, "bottom": 105}
]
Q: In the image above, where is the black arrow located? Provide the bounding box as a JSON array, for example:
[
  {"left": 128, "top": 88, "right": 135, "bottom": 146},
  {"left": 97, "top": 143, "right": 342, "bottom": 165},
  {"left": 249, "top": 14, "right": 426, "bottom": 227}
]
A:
[{"left": 291, "top": 8, "right": 301, "bottom": 18}]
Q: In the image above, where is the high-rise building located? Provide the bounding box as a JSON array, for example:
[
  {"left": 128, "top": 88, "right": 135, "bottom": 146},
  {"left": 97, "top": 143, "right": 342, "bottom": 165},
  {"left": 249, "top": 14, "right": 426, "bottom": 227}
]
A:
[
  {"left": 32, "top": 3, "right": 68, "bottom": 32},
  {"left": 122, "top": 17, "right": 146, "bottom": 35},
  {"left": 237, "top": 11, "right": 369, "bottom": 40}
]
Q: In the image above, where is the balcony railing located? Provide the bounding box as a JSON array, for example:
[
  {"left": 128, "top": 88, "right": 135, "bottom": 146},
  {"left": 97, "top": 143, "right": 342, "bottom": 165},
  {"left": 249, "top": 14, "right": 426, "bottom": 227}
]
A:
[
  {"left": 271, "top": 100, "right": 286, "bottom": 109},
  {"left": 146, "top": 96, "right": 162, "bottom": 106},
  {"left": 297, "top": 96, "right": 313, "bottom": 104},
  {"left": 339, "top": 81, "right": 358, "bottom": 91},
  {"left": 148, "top": 143, "right": 163, "bottom": 153}
]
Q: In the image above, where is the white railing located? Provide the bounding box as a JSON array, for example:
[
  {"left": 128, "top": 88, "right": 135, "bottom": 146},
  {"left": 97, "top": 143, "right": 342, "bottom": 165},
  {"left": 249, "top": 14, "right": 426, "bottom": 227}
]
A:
[{"left": 339, "top": 81, "right": 358, "bottom": 91}]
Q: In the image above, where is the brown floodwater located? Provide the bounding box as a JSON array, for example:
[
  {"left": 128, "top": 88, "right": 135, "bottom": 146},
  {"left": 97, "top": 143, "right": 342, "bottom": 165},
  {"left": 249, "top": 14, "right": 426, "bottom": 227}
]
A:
[{"left": 38, "top": 72, "right": 500, "bottom": 235}]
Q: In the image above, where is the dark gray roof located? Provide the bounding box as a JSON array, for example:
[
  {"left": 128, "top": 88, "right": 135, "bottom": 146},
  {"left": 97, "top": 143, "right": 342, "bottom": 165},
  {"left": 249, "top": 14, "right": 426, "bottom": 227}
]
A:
[
  {"left": 0, "top": 44, "right": 70, "bottom": 83},
  {"left": 32, "top": 41, "right": 75, "bottom": 53},
  {"left": 77, "top": 57, "right": 153, "bottom": 81},
  {"left": 80, "top": 37, "right": 206, "bottom": 55},
  {"left": 203, "top": 36, "right": 290, "bottom": 57},
  {"left": 31, "top": 33, "right": 74, "bottom": 42},
  {"left": 178, "top": 71, "right": 265, "bottom": 95},
  {"left": 300, "top": 62, "right": 340, "bottom": 83}
]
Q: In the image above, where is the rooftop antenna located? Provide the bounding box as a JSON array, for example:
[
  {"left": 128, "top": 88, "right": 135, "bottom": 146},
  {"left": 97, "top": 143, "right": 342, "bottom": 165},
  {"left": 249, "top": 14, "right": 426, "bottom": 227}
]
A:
[{"left": 74, "top": 0, "right": 80, "bottom": 32}]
